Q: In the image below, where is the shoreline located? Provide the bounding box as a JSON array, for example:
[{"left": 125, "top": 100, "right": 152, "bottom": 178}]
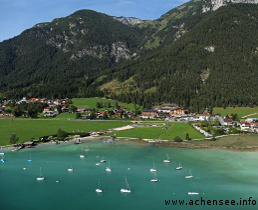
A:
[
  {"left": 112, "top": 134, "right": 258, "bottom": 152},
  {"left": 1, "top": 134, "right": 258, "bottom": 152}
]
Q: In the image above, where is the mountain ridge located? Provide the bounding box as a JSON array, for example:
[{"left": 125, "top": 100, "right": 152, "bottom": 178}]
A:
[{"left": 0, "top": 0, "right": 257, "bottom": 111}]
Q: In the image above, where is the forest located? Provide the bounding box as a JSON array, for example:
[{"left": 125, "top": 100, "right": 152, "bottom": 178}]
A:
[{"left": 0, "top": 3, "right": 257, "bottom": 112}]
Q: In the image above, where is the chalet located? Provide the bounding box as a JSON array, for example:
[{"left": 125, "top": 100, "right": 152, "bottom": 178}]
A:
[
  {"left": 100, "top": 109, "right": 109, "bottom": 114},
  {"left": 30, "top": 98, "right": 39, "bottom": 102},
  {"left": 48, "top": 103, "right": 56, "bottom": 107},
  {"left": 169, "top": 108, "right": 187, "bottom": 116},
  {"left": 43, "top": 107, "right": 58, "bottom": 117},
  {"left": 17, "top": 97, "right": 30, "bottom": 104},
  {"left": 223, "top": 119, "right": 234, "bottom": 126},
  {"left": 246, "top": 118, "right": 258, "bottom": 123},
  {"left": 2, "top": 102, "right": 9, "bottom": 107},
  {"left": 53, "top": 100, "right": 61, "bottom": 105},
  {"left": 251, "top": 123, "right": 258, "bottom": 132},
  {"left": 127, "top": 112, "right": 136, "bottom": 118},
  {"left": 84, "top": 108, "right": 92, "bottom": 113},
  {"left": 99, "top": 111, "right": 109, "bottom": 115},
  {"left": 141, "top": 109, "right": 158, "bottom": 118},
  {"left": 157, "top": 107, "right": 171, "bottom": 114},
  {"left": 77, "top": 108, "right": 85, "bottom": 113},
  {"left": 120, "top": 106, "right": 126, "bottom": 110},
  {"left": 197, "top": 114, "right": 210, "bottom": 121},
  {"left": 238, "top": 121, "right": 251, "bottom": 131},
  {"left": 40, "top": 98, "right": 47, "bottom": 102},
  {"left": 61, "top": 107, "right": 69, "bottom": 112}
]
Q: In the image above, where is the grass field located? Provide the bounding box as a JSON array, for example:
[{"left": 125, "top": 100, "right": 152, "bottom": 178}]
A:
[
  {"left": 160, "top": 123, "right": 204, "bottom": 140},
  {"left": 55, "top": 113, "right": 77, "bottom": 119},
  {"left": 213, "top": 107, "right": 258, "bottom": 118},
  {"left": 72, "top": 98, "right": 142, "bottom": 111},
  {"left": 186, "top": 135, "right": 258, "bottom": 150},
  {"left": 0, "top": 119, "right": 130, "bottom": 146},
  {"left": 111, "top": 123, "right": 204, "bottom": 140}
]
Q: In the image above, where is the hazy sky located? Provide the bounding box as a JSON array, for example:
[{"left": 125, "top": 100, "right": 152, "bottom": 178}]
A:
[{"left": 0, "top": 0, "right": 189, "bottom": 42}]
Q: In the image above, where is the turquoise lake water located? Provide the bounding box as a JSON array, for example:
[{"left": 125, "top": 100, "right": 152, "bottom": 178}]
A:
[{"left": 1, "top": 140, "right": 258, "bottom": 210}]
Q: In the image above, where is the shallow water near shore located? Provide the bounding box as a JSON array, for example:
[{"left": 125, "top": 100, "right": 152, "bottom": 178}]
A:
[{"left": 1, "top": 140, "right": 258, "bottom": 210}]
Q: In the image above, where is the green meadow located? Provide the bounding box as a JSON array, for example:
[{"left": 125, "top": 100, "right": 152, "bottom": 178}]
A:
[
  {"left": 0, "top": 119, "right": 130, "bottom": 146},
  {"left": 72, "top": 98, "right": 142, "bottom": 111},
  {"left": 111, "top": 123, "right": 204, "bottom": 140},
  {"left": 55, "top": 113, "right": 77, "bottom": 119},
  {"left": 213, "top": 107, "right": 258, "bottom": 118}
]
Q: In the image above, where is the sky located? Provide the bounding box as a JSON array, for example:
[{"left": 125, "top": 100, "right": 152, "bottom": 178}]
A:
[{"left": 0, "top": 0, "right": 189, "bottom": 42}]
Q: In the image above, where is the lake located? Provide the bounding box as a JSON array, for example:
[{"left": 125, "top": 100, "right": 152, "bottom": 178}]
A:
[{"left": 1, "top": 140, "right": 258, "bottom": 209}]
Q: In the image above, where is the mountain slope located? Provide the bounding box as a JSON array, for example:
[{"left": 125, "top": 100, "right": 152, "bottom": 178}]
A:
[
  {"left": 0, "top": 10, "right": 144, "bottom": 98},
  {"left": 0, "top": 0, "right": 257, "bottom": 111},
  {"left": 101, "top": 3, "right": 258, "bottom": 110}
]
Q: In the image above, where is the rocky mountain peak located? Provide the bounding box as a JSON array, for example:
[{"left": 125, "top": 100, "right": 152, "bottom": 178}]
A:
[
  {"left": 202, "top": 0, "right": 258, "bottom": 12},
  {"left": 113, "top": 17, "right": 146, "bottom": 25}
]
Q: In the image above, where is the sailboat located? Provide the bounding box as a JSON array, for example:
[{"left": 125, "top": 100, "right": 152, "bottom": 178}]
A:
[
  {"left": 105, "top": 160, "right": 112, "bottom": 172},
  {"left": 28, "top": 153, "right": 32, "bottom": 162},
  {"left": 188, "top": 183, "right": 199, "bottom": 195},
  {"left": 120, "top": 178, "right": 131, "bottom": 193},
  {"left": 163, "top": 153, "right": 170, "bottom": 163},
  {"left": 176, "top": 161, "right": 183, "bottom": 170},
  {"left": 84, "top": 146, "right": 89, "bottom": 152},
  {"left": 185, "top": 169, "right": 193, "bottom": 178},
  {"left": 36, "top": 167, "right": 45, "bottom": 181},
  {"left": 67, "top": 165, "right": 74, "bottom": 171},
  {"left": 100, "top": 156, "right": 107, "bottom": 162},
  {"left": 150, "top": 161, "right": 157, "bottom": 172},
  {"left": 150, "top": 172, "right": 158, "bottom": 182},
  {"left": 79, "top": 148, "right": 85, "bottom": 158},
  {"left": 95, "top": 179, "right": 103, "bottom": 193},
  {"left": 0, "top": 153, "right": 5, "bottom": 162}
]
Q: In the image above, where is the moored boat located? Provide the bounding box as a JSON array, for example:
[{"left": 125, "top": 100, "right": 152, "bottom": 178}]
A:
[
  {"left": 36, "top": 167, "right": 45, "bottom": 181},
  {"left": 120, "top": 178, "right": 131, "bottom": 193}
]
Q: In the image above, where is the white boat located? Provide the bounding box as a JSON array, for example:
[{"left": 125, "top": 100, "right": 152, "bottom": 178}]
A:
[
  {"left": 105, "top": 160, "right": 112, "bottom": 172},
  {"left": 120, "top": 178, "right": 131, "bottom": 193},
  {"left": 188, "top": 192, "right": 199, "bottom": 195},
  {"left": 176, "top": 161, "right": 183, "bottom": 170},
  {"left": 67, "top": 165, "right": 74, "bottom": 171},
  {"left": 150, "top": 161, "right": 157, "bottom": 172},
  {"left": 79, "top": 148, "right": 85, "bottom": 158},
  {"left": 95, "top": 179, "right": 103, "bottom": 193},
  {"left": 150, "top": 172, "right": 158, "bottom": 182},
  {"left": 185, "top": 169, "right": 193, "bottom": 178},
  {"left": 84, "top": 146, "right": 89, "bottom": 152},
  {"left": 36, "top": 167, "right": 45, "bottom": 181},
  {"left": 100, "top": 156, "right": 106, "bottom": 162},
  {"left": 95, "top": 189, "right": 103, "bottom": 193},
  {"left": 163, "top": 153, "right": 170, "bottom": 163},
  {"left": 188, "top": 184, "right": 199, "bottom": 195},
  {"left": 95, "top": 163, "right": 101, "bottom": 166}
]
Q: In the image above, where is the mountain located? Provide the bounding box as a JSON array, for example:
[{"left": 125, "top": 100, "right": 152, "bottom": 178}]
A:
[
  {"left": 0, "top": 10, "right": 145, "bottom": 98},
  {"left": 113, "top": 17, "right": 148, "bottom": 25},
  {"left": 104, "top": 3, "right": 258, "bottom": 110},
  {"left": 0, "top": 0, "right": 257, "bottom": 111}
]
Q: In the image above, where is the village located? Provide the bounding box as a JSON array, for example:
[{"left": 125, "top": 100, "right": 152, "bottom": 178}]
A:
[{"left": 0, "top": 97, "right": 257, "bottom": 136}]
